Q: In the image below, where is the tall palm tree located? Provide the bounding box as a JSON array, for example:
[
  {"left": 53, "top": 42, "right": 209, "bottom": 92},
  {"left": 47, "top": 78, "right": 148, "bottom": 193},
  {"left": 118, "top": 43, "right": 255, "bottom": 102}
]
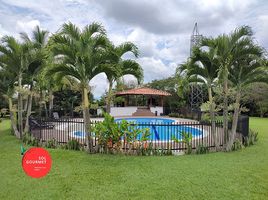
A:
[
  {"left": 48, "top": 22, "right": 111, "bottom": 152},
  {"left": 227, "top": 55, "right": 267, "bottom": 150},
  {"left": 0, "top": 36, "right": 35, "bottom": 138},
  {"left": 20, "top": 26, "right": 49, "bottom": 133},
  {"left": 183, "top": 45, "right": 220, "bottom": 149},
  {"left": 0, "top": 67, "right": 19, "bottom": 136},
  {"left": 104, "top": 42, "right": 143, "bottom": 113},
  {"left": 202, "top": 26, "right": 259, "bottom": 146}
]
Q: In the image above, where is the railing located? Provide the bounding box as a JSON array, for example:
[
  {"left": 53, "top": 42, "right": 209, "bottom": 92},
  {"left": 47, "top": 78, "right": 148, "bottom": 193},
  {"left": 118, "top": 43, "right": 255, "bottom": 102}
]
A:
[{"left": 29, "top": 118, "right": 225, "bottom": 152}]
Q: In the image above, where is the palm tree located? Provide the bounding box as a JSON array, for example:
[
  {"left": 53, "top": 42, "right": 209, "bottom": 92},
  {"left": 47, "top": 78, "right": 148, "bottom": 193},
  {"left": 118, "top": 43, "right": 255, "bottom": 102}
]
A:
[
  {"left": 202, "top": 26, "right": 259, "bottom": 146},
  {"left": 183, "top": 45, "right": 220, "bottom": 149},
  {"left": 48, "top": 22, "right": 112, "bottom": 152},
  {"left": 0, "top": 67, "right": 19, "bottom": 136},
  {"left": 20, "top": 26, "right": 49, "bottom": 133},
  {"left": 226, "top": 55, "right": 267, "bottom": 150},
  {"left": 104, "top": 42, "right": 143, "bottom": 113},
  {"left": 0, "top": 36, "right": 35, "bottom": 138}
]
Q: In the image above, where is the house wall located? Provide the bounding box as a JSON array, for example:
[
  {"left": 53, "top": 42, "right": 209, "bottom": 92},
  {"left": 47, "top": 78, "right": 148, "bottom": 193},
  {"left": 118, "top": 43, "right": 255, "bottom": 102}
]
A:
[
  {"left": 150, "top": 106, "right": 163, "bottom": 116},
  {"left": 97, "top": 106, "right": 164, "bottom": 117},
  {"left": 110, "top": 107, "right": 138, "bottom": 117}
]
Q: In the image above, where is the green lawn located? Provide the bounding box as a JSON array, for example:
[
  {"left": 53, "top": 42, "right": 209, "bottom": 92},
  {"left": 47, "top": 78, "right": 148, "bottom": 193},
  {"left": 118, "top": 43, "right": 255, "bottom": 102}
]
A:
[{"left": 0, "top": 118, "right": 268, "bottom": 200}]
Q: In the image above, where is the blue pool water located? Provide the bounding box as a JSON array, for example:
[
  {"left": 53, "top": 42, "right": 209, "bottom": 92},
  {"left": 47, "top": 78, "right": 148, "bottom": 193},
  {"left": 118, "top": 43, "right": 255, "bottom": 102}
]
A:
[
  {"left": 73, "top": 131, "right": 86, "bottom": 138},
  {"left": 71, "top": 118, "right": 204, "bottom": 141},
  {"left": 115, "top": 118, "right": 203, "bottom": 141}
]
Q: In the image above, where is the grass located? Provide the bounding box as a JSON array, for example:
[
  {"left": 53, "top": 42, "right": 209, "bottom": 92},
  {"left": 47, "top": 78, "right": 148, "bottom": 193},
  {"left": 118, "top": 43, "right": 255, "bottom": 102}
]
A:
[{"left": 0, "top": 118, "right": 268, "bottom": 200}]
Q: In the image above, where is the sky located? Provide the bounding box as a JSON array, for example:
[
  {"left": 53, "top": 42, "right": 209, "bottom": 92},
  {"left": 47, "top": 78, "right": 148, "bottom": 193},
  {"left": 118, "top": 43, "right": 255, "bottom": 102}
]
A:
[{"left": 0, "top": 0, "right": 268, "bottom": 98}]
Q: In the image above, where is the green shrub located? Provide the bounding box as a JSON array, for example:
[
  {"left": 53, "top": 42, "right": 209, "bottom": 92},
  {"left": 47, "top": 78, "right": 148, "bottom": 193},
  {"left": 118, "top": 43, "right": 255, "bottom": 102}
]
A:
[
  {"left": 22, "top": 133, "right": 40, "bottom": 146},
  {"left": 243, "top": 129, "right": 258, "bottom": 147},
  {"left": 196, "top": 144, "right": 209, "bottom": 154},
  {"left": 179, "top": 114, "right": 185, "bottom": 118},
  {"left": 173, "top": 131, "right": 192, "bottom": 155},
  {"left": 137, "top": 142, "right": 153, "bottom": 156},
  {"left": 201, "top": 113, "right": 211, "bottom": 122},
  {"left": 232, "top": 139, "right": 243, "bottom": 151},
  {"left": 45, "top": 138, "right": 58, "bottom": 149},
  {"left": 93, "top": 112, "right": 151, "bottom": 154},
  {"left": 168, "top": 113, "right": 180, "bottom": 118},
  {"left": 22, "top": 133, "right": 32, "bottom": 145},
  {"left": 67, "top": 139, "right": 81, "bottom": 150},
  {"left": 182, "top": 131, "right": 192, "bottom": 154},
  {"left": 60, "top": 144, "right": 68, "bottom": 150},
  {"left": 31, "top": 137, "right": 41, "bottom": 147}
]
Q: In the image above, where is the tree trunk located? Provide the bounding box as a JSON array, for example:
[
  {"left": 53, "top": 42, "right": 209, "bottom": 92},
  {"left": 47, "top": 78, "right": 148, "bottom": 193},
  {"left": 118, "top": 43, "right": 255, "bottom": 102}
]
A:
[
  {"left": 24, "top": 91, "right": 33, "bottom": 133},
  {"left": 24, "top": 96, "right": 28, "bottom": 111},
  {"left": 208, "top": 87, "right": 218, "bottom": 150},
  {"left": 18, "top": 73, "right": 23, "bottom": 139},
  {"left": 83, "top": 87, "right": 94, "bottom": 153},
  {"left": 8, "top": 97, "right": 20, "bottom": 137},
  {"left": 106, "top": 80, "right": 113, "bottom": 114},
  {"left": 41, "top": 90, "right": 48, "bottom": 118},
  {"left": 48, "top": 90, "right": 54, "bottom": 118},
  {"left": 71, "top": 101, "right": 74, "bottom": 118},
  {"left": 226, "top": 89, "right": 241, "bottom": 151},
  {"left": 222, "top": 77, "right": 229, "bottom": 146}
]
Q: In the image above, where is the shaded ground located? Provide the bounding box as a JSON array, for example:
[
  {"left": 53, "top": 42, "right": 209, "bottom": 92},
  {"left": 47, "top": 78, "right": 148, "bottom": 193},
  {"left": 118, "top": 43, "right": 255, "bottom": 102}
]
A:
[{"left": 0, "top": 118, "right": 267, "bottom": 200}]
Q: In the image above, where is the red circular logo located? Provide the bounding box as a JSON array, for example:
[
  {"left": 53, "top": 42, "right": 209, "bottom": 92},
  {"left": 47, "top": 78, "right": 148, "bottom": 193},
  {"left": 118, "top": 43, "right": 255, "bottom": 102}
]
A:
[{"left": 22, "top": 147, "right": 52, "bottom": 178}]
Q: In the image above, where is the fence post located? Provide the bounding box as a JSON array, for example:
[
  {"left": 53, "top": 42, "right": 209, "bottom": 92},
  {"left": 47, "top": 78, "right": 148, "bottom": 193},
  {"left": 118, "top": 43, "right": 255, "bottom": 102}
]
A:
[{"left": 202, "top": 123, "right": 204, "bottom": 146}]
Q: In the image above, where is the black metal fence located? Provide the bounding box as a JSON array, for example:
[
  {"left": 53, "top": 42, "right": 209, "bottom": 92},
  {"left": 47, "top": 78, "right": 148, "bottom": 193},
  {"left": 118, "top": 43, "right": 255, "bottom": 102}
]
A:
[{"left": 29, "top": 118, "right": 226, "bottom": 152}]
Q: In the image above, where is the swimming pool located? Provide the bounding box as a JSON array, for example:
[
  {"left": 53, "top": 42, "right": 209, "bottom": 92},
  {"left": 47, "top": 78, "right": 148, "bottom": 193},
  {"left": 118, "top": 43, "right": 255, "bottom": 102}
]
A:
[
  {"left": 68, "top": 117, "right": 205, "bottom": 141},
  {"left": 115, "top": 118, "right": 204, "bottom": 141},
  {"left": 71, "top": 131, "right": 86, "bottom": 138}
]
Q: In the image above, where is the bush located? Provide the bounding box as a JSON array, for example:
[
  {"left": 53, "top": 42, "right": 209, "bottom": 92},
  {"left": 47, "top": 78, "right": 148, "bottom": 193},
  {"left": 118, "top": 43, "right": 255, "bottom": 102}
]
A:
[
  {"left": 154, "top": 148, "right": 172, "bottom": 156},
  {"left": 93, "top": 112, "right": 125, "bottom": 153},
  {"left": 22, "top": 133, "right": 41, "bottom": 147},
  {"left": 201, "top": 113, "right": 211, "bottom": 123},
  {"left": 67, "top": 139, "right": 81, "bottom": 150},
  {"left": 45, "top": 138, "right": 58, "bottom": 149},
  {"left": 232, "top": 139, "right": 243, "bottom": 151},
  {"left": 168, "top": 113, "right": 180, "bottom": 118},
  {"left": 196, "top": 144, "right": 209, "bottom": 154},
  {"left": 173, "top": 131, "right": 192, "bottom": 155},
  {"left": 31, "top": 137, "right": 41, "bottom": 147},
  {"left": 243, "top": 129, "right": 258, "bottom": 147}
]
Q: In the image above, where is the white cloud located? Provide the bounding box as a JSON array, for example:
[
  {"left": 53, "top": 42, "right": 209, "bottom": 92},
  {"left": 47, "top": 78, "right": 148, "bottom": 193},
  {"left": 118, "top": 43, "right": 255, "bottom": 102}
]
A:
[
  {"left": 0, "top": 0, "right": 267, "bottom": 99},
  {"left": 137, "top": 57, "right": 177, "bottom": 82},
  {"left": 255, "top": 15, "right": 268, "bottom": 50},
  {"left": 16, "top": 19, "right": 40, "bottom": 34},
  {"left": 89, "top": 73, "right": 109, "bottom": 98},
  {"left": 0, "top": 24, "right": 9, "bottom": 38}
]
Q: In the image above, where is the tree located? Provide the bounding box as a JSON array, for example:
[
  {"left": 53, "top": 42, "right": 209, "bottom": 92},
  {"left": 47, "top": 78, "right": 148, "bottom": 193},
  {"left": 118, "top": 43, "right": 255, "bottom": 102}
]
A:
[
  {"left": 183, "top": 46, "right": 220, "bottom": 149},
  {"left": 104, "top": 41, "right": 143, "bottom": 113},
  {"left": 146, "top": 76, "right": 181, "bottom": 109},
  {"left": 0, "top": 66, "right": 19, "bottom": 135},
  {"left": 20, "top": 26, "right": 49, "bottom": 132},
  {"left": 201, "top": 26, "right": 260, "bottom": 147},
  {"left": 243, "top": 83, "right": 268, "bottom": 117},
  {"left": 226, "top": 56, "right": 267, "bottom": 150},
  {"left": 0, "top": 36, "right": 36, "bottom": 138},
  {"left": 175, "top": 66, "right": 190, "bottom": 108},
  {"left": 48, "top": 22, "right": 112, "bottom": 152}
]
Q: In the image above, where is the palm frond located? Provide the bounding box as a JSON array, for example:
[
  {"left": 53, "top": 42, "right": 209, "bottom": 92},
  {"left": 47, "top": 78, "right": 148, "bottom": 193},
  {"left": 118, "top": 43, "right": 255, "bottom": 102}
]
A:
[
  {"left": 82, "top": 22, "right": 106, "bottom": 39},
  {"left": 115, "top": 42, "right": 139, "bottom": 57},
  {"left": 61, "top": 22, "right": 81, "bottom": 40}
]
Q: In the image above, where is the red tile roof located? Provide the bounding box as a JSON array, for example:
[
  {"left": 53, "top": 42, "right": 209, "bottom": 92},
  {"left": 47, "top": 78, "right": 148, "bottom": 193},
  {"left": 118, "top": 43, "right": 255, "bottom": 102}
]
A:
[{"left": 115, "top": 87, "right": 171, "bottom": 96}]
